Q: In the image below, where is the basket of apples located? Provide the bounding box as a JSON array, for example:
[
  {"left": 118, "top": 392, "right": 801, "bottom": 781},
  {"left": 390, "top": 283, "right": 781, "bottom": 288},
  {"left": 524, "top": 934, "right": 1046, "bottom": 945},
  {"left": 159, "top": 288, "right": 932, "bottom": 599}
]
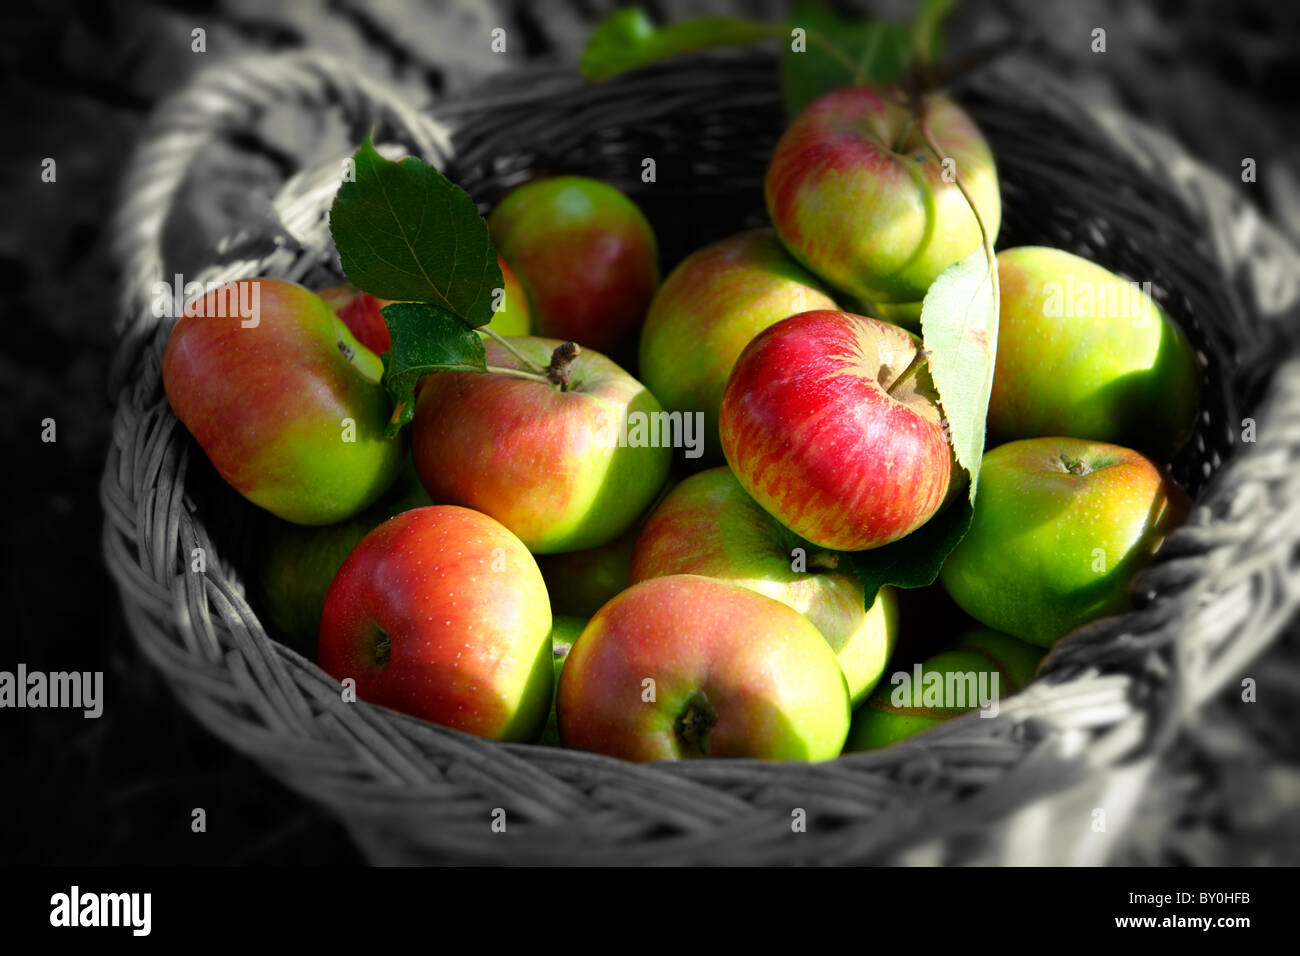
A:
[{"left": 102, "top": 7, "right": 1300, "bottom": 864}]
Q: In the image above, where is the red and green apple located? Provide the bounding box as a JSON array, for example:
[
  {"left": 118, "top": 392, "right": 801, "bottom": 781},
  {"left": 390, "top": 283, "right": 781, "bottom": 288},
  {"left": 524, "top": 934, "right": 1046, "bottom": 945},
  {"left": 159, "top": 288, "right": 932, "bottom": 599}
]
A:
[
  {"left": 766, "top": 85, "right": 1000, "bottom": 314},
  {"left": 719, "top": 310, "right": 953, "bottom": 551},
  {"left": 162, "top": 278, "right": 403, "bottom": 525},
  {"left": 940, "top": 436, "right": 1187, "bottom": 646},
  {"left": 412, "top": 336, "right": 671, "bottom": 553},
  {"left": 630, "top": 466, "right": 896, "bottom": 705},
  {"left": 638, "top": 229, "right": 838, "bottom": 459},
  {"left": 989, "top": 246, "right": 1200, "bottom": 457},
  {"left": 317, "top": 505, "right": 553, "bottom": 740},
  {"left": 488, "top": 175, "right": 658, "bottom": 357},
  {"left": 317, "top": 253, "right": 530, "bottom": 355},
  {"left": 557, "top": 574, "right": 850, "bottom": 761}
]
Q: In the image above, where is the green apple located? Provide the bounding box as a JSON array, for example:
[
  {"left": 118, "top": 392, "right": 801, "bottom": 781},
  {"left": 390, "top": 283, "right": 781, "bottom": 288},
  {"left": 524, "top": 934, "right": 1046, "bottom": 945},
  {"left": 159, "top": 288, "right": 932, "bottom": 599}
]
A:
[
  {"left": 888, "top": 581, "right": 973, "bottom": 666},
  {"left": 162, "top": 278, "right": 403, "bottom": 524},
  {"left": 257, "top": 463, "right": 431, "bottom": 655},
  {"left": 954, "top": 627, "right": 1045, "bottom": 691},
  {"left": 865, "top": 299, "right": 924, "bottom": 329},
  {"left": 558, "top": 575, "right": 850, "bottom": 761},
  {"left": 538, "top": 615, "right": 587, "bottom": 747},
  {"left": 941, "top": 437, "right": 1187, "bottom": 647},
  {"left": 536, "top": 475, "right": 675, "bottom": 618},
  {"left": 411, "top": 336, "right": 672, "bottom": 553},
  {"left": 638, "top": 229, "right": 838, "bottom": 460},
  {"left": 844, "top": 635, "right": 1041, "bottom": 750},
  {"left": 536, "top": 524, "right": 638, "bottom": 619},
  {"left": 990, "top": 247, "right": 1200, "bottom": 457},
  {"left": 630, "top": 466, "right": 896, "bottom": 706}
]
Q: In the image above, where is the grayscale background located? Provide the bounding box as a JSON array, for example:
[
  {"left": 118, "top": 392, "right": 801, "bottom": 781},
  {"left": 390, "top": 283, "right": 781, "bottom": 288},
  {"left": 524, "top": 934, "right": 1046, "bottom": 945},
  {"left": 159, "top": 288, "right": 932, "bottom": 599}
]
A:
[{"left": 2, "top": 0, "right": 1297, "bottom": 865}]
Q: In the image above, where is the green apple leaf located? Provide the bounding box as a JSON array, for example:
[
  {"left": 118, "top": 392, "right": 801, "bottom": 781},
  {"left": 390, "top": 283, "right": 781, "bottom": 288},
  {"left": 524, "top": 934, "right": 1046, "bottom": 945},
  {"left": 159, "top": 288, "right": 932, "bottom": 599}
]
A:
[
  {"left": 919, "top": 248, "right": 998, "bottom": 500},
  {"left": 379, "top": 302, "right": 486, "bottom": 436},
  {"left": 849, "top": 497, "right": 973, "bottom": 605},
  {"left": 780, "top": 1, "right": 911, "bottom": 116},
  {"left": 581, "top": 8, "right": 777, "bottom": 81},
  {"left": 329, "top": 138, "right": 501, "bottom": 330}
]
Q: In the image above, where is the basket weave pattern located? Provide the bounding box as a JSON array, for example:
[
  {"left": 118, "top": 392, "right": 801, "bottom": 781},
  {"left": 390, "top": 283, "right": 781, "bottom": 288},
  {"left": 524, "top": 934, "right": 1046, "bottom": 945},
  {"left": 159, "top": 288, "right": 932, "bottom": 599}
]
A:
[{"left": 102, "top": 51, "right": 1300, "bottom": 864}]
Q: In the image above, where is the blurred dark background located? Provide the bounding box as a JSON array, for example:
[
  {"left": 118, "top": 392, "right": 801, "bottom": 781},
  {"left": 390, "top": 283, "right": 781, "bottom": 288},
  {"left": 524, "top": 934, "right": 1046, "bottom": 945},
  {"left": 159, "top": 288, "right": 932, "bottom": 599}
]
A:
[{"left": 1, "top": 0, "right": 1298, "bottom": 865}]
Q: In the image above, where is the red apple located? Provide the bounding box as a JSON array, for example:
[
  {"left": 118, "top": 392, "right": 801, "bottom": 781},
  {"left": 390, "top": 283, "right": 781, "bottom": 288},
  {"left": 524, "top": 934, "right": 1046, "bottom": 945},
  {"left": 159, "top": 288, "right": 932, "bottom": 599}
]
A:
[
  {"left": 412, "top": 336, "right": 671, "bottom": 553},
  {"left": 162, "top": 278, "right": 403, "bottom": 525},
  {"left": 317, "top": 255, "right": 529, "bottom": 354},
  {"left": 719, "top": 310, "right": 953, "bottom": 551},
  {"left": 488, "top": 176, "right": 658, "bottom": 357},
  {"left": 317, "top": 284, "right": 391, "bottom": 356},
  {"left": 318, "top": 505, "right": 553, "bottom": 740},
  {"left": 558, "top": 575, "right": 850, "bottom": 761}
]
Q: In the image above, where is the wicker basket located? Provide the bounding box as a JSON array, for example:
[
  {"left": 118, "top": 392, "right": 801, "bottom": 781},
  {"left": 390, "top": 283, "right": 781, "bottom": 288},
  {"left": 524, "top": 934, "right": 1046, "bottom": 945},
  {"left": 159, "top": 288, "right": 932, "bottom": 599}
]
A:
[{"left": 102, "top": 49, "right": 1300, "bottom": 864}]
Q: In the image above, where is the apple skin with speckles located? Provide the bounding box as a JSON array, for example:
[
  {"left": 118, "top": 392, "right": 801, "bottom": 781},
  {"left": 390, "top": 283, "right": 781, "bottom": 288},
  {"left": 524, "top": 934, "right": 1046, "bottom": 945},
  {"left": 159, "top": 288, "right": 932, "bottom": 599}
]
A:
[
  {"left": 489, "top": 176, "right": 659, "bottom": 357},
  {"left": 940, "top": 437, "right": 1187, "bottom": 647},
  {"left": 719, "top": 310, "right": 954, "bottom": 551},
  {"left": 412, "top": 336, "right": 671, "bottom": 554},
  {"left": 765, "top": 86, "right": 1000, "bottom": 308},
  {"left": 630, "top": 466, "right": 896, "bottom": 706},
  {"left": 637, "top": 229, "right": 839, "bottom": 460},
  {"left": 989, "top": 247, "right": 1200, "bottom": 458},
  {"left": 317, "top": 505, "right": 554, "bottom": 740},
  {"left": 557, "top": 575, "right": 850, "bottom": 761}
]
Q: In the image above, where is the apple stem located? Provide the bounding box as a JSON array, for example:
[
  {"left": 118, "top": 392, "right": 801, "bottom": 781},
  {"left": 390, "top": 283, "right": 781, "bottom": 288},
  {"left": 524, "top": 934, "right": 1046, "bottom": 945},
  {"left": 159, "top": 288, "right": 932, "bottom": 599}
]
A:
[
  {"left": 546, "top": 342, "right": 581, "bottom": 390},
  {"left": 918, "top": 108, "right": 1000, "bottom": 323},
  {"left": 808, "top": 551, "right": 841, "bottom": 572},
  {"left": 1060, "top": 455, "right": 1091, "bottom": 476},
  {"left": 674, "top": 692, "right": 716, "bottom": 757},
  {"left": 372, "top": 630, "right": 391, "bottom": 667},
  {"left": 901, "top": 32, "right": 1026, "bottom": 99},
  {"left": 481, "top": 326, "right": 548, "bottom": 376},
  {"left": 892, "top": 115, "right": 917, "bottom": 154},
  {"left": 885, "top": 349, "right": 930, "bottom": 396},
  {"left": 484, "top": 365, "right": 554, "bottom": 385}
]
